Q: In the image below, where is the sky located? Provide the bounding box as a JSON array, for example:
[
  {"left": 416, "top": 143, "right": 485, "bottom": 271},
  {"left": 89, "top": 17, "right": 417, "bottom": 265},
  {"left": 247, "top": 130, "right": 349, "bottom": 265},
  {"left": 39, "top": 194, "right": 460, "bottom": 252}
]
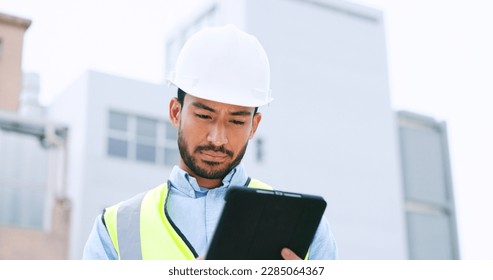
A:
[{"left": 1, "top": 0, "right": 492, "bottom": 259}]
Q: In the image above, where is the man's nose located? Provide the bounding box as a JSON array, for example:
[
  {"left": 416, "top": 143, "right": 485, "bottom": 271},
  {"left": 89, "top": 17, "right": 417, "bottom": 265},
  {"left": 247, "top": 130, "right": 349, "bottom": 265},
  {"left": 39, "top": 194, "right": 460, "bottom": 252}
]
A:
[{"left": 207, "top": 123, "right": 228, "bottom": 146}]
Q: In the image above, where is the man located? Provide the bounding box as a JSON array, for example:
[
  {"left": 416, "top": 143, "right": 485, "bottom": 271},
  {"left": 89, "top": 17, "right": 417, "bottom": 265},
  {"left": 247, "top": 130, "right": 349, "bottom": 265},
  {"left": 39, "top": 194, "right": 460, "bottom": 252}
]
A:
[{"left": 83, "top": 24, "right": 337, "bottom": 260}]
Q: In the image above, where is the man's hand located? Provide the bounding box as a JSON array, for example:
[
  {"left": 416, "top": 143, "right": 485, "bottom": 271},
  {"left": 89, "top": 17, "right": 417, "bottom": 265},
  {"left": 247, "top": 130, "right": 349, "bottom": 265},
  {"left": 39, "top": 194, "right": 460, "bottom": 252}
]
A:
[
  {"left": 197, "top": 249, "right": 302, "bottom": 260},
  {"left": 281, "top": 248, "right": 302, "bottom": 260}
]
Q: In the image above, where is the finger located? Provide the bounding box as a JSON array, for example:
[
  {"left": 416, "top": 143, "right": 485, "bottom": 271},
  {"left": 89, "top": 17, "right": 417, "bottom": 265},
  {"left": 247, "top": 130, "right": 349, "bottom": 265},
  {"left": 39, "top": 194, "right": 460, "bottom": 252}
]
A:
[{"left": 281, "top": 248, "right": 302, "bottom": 260}]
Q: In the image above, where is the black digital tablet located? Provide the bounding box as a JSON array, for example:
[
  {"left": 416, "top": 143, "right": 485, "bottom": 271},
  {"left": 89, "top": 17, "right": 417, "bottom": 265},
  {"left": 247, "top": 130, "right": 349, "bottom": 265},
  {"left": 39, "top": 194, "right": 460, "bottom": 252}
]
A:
[{"left": 205, "top": 186, "right": 327, "bottom": 260}]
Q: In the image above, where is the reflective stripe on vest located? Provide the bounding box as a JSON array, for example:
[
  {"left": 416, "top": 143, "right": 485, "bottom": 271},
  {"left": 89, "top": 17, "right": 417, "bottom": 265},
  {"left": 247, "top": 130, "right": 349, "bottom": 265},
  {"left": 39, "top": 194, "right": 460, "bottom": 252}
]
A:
[{"left": 104, "top": 178, "right": 273, "bottom": 260}]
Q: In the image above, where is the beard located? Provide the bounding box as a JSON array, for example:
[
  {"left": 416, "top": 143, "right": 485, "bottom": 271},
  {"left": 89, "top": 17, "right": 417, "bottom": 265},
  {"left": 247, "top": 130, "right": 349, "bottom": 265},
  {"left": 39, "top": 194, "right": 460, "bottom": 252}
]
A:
[{"left": 178, "top": 128, "right": 248, "bottom": 180}]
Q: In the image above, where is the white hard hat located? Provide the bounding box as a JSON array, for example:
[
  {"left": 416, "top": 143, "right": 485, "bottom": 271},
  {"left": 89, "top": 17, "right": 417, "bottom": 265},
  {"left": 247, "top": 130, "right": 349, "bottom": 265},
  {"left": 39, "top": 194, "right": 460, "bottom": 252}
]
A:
[{"left": 167, "top": 24, "right": 273, "bottom": 107}]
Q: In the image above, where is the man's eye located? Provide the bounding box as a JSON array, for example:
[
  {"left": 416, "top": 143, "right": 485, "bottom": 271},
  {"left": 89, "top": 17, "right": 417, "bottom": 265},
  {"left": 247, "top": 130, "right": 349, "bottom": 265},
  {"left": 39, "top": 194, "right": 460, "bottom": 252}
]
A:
[
  {"left": 231, "top": 120, "right": 245, "bottom": 125},
  {"left": 195, "top": 114, "right": 211, "bottom": 119}
]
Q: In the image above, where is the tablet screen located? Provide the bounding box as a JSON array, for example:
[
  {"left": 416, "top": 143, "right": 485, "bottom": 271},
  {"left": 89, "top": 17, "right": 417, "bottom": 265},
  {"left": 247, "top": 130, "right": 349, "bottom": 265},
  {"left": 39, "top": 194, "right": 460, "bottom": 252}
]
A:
[{"left": 206, "top": 186, "right": 327, "bottom": 260}]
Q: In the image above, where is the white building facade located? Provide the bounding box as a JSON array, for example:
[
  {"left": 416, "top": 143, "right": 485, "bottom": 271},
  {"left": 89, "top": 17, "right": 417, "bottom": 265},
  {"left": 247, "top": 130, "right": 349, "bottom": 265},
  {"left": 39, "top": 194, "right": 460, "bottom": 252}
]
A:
[
  {"left": 397, "top": 111, "right": 460, "bottom": 259},
  {"left": 49, "top": 71, "right": 177, "bottom": 259}
]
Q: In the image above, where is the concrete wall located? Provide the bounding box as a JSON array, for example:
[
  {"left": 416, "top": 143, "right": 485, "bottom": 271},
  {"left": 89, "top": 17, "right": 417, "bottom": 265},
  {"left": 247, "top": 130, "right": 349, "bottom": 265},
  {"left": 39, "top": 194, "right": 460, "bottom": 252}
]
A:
[
  {"left": 48, "top": 73, "right": 90, "bottom": 259},
  {"left": 0, "top": 13, "right": 31, "bottom": 111}
]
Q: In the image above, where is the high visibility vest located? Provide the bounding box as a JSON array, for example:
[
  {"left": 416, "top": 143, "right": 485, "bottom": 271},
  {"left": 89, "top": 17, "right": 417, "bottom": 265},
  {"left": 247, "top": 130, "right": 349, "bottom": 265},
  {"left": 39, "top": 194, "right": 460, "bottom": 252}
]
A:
[{"left": 103, "top": 178, "right": 273, "bottom": 260}]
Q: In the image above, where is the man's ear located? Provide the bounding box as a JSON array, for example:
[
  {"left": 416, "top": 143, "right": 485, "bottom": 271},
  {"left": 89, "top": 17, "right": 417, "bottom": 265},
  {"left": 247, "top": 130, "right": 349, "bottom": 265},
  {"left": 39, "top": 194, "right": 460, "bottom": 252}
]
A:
[
  {"left": 249, "top": 112, "right": 262, "bottom": 140},
  {"left": 169, "top": 97, "right": 181, "bottom": 128}
]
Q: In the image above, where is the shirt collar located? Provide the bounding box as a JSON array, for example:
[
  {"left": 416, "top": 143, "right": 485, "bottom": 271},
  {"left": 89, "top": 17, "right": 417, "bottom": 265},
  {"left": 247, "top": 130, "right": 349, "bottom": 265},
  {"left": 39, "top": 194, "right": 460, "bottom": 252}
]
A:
[{"left": 169, "top": 163, "right": 249, "bottom": 198}]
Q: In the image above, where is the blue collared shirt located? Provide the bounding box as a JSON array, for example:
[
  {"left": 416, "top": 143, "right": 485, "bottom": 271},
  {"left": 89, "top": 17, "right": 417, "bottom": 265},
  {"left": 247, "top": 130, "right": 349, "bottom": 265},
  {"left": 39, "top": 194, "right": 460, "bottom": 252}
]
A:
[{"left": 83, "top": 164, "right": 337, "bottom": 259}]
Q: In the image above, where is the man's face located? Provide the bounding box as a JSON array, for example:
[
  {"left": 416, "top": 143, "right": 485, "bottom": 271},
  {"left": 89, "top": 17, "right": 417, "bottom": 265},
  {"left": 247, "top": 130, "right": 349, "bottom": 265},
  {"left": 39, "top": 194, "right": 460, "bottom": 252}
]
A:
[{"left": 169, "top": 94, "right": 261, "bottom": 182}]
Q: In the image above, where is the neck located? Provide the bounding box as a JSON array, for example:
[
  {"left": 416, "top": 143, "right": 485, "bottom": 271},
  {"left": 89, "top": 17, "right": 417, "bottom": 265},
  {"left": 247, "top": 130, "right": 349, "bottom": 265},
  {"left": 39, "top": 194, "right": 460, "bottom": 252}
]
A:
[
  {"left": 195, "top": 177, "right": 223, "bottom": 189},
  {"left": 179, "top": 162, "right": 224, "bottom": 189}
]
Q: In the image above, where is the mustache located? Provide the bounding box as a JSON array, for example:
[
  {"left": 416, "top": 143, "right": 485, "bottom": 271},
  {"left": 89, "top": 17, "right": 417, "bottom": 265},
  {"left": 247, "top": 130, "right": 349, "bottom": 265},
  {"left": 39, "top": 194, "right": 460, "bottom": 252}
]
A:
[{"left": 195, "top": 145, "right": 234, "bottom": 158}]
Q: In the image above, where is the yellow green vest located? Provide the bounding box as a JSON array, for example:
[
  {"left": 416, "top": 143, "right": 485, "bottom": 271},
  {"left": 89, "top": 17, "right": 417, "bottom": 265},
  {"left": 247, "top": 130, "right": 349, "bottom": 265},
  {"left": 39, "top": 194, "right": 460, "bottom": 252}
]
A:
[{"left": 103, "top": 178, "right": 273, "bottom": 260}]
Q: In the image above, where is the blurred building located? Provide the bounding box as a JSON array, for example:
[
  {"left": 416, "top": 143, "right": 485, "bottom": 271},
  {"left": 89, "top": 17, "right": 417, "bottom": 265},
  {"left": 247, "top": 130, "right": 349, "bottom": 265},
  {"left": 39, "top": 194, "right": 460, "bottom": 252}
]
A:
[
  {"left": 0, "top": 11, "right": 70, "bottom": 259},
  {"left": 48, "top": 71, "right": 176, "bottom": 259},
  {"left": 0, "top": 12, "right": 30, "bottom": 111},
  {"left": 0, "top": 111, "right": 69, "bottom": 259},
  {"left": 397, "top": 111, "right": 460, "bottom": 259}
]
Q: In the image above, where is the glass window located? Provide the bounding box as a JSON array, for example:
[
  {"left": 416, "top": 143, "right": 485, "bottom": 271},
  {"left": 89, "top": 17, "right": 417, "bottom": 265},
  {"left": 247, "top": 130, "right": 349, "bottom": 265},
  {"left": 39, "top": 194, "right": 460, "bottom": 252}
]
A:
[
  {"left": 28, "top": 189, "right": 45, "bottom": 228},
  {"left": 0, "top": 189, "right": 41, "bottom": 228},
  {"left": 400, "top": 127, "right": 448, "bottom": 206},
  {"left": 136, "top": 144, "right": 156, "bottom": 163},
  {"left": 256, "top": 138, "right": 264, "bottom": 162},
  {"left": 0, "top": 187, "right": 15, "bottom": 225},
  {"left": 406, "top": 212, "right": 454, "bottom": 259},
  {"left": 107, "top": 111, "right": 179, "bottom": 167},
  {"left": 109, "top": 112, "right": 128, "bottom": 131},
  {"left": 137, "top": 117, "right": 157, "bottom": 138},
  {"left": 165, "top": 121, "right": 177, "bottom": 141},
  {"left": 0, "top": 187, "right": 45, "bottom": 229},
  {"left": 164, "top": 147, "right": 179, "bottom": 167},
  {"left": 108, "top": 138, "right": 128, "bottom": 158},
  {"left": 0, "top": 131, "right": 49, "bottom": 229}
]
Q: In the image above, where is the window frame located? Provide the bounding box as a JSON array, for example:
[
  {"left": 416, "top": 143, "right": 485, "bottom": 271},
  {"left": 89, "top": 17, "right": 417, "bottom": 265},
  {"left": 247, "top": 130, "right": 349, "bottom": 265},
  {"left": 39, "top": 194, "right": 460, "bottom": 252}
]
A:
[{"left": 107, "top": 110, "right": 179, "bottom": 167}]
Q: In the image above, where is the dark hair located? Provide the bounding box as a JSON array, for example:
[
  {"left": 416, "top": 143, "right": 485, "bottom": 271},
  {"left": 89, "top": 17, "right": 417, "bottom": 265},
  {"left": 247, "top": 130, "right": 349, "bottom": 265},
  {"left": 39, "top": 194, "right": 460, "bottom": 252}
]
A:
[
  {"left": 177, "top": 88, "right": 186, "bottom": 107},
  {"left": 177, "top": 88, "right": 258, "bottom": 114}
]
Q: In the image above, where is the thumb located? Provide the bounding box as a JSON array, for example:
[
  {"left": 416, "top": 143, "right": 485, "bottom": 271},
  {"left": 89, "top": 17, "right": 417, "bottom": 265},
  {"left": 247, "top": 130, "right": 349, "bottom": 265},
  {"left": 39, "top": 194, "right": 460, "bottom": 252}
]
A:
[{"left": 281, "top": 248, "right": 301, "bottom": 260}]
